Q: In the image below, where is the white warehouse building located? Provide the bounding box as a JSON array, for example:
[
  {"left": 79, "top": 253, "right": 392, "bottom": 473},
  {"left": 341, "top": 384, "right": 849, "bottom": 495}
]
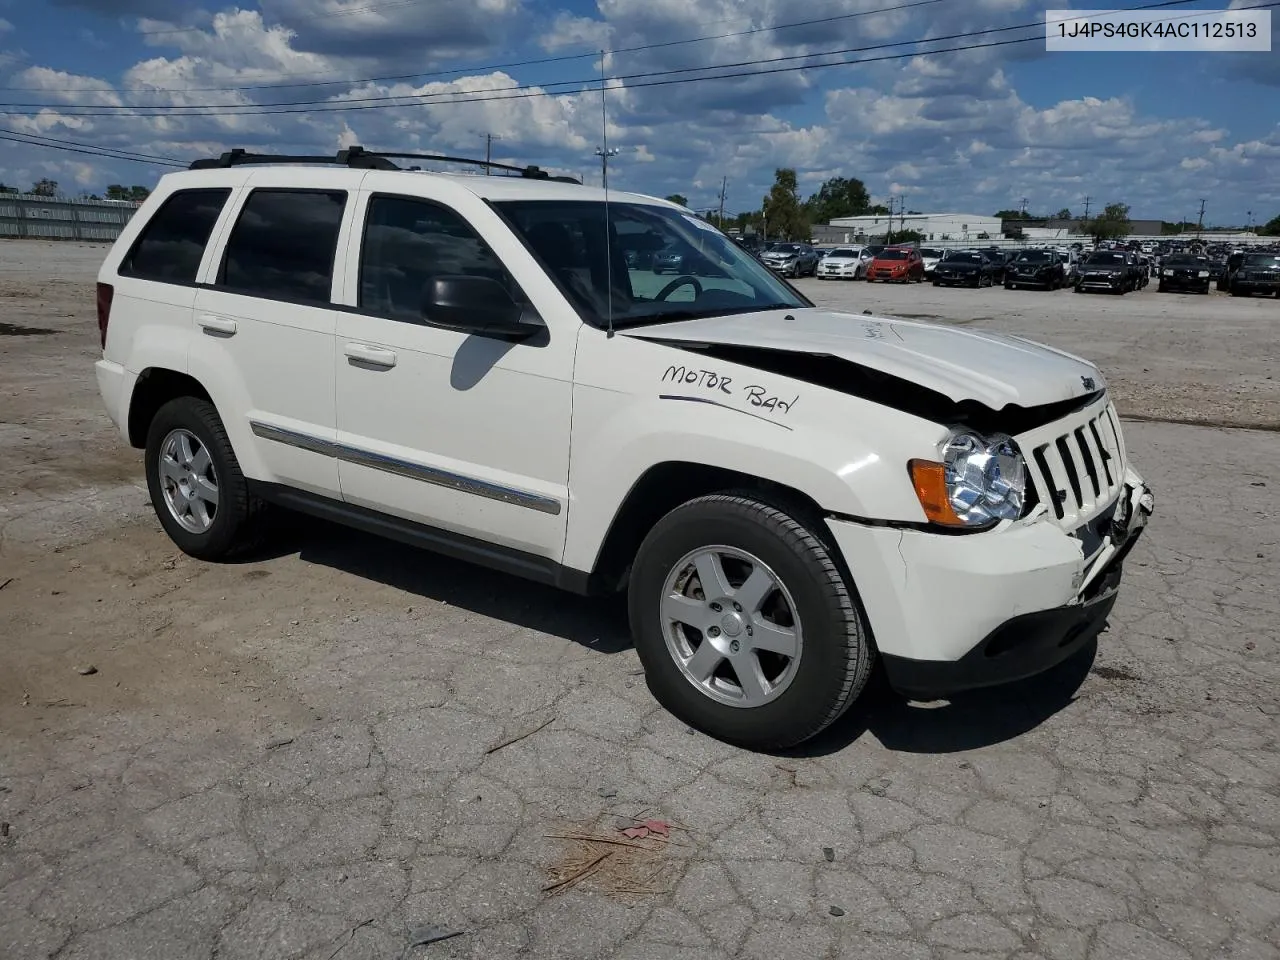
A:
[{"left": 826, "top": 212, "right": 1002, "bottom": 243}]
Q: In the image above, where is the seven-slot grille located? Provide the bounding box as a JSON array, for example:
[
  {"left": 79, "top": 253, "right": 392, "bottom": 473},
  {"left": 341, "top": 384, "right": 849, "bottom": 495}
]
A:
[{"left": 1019, "top": 400, "right": 1126, "bottom": 529}]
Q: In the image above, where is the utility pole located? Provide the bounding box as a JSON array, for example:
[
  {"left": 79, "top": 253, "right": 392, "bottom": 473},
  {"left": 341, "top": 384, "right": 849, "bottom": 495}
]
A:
[
  {"left": 900, "top": 196, "right": 908, "bottom": 239},
  {"left": 1082, "top": 195, "right": 1092, "bottom": 220},
  {"left": 1197, "top": 198, "right": 1206, "bottom": 237},
  {"left": 483, "top": 134, "right": 502, "bottom": 175},
  {"left": 717, "top": 176, "right": 727, "bottom": 228},
  {"left": 594, "top": 147, "right": 619, "bottom": 189},
  {"left": 1019, "top": 197, "right": 1028, "bottom": 217}
]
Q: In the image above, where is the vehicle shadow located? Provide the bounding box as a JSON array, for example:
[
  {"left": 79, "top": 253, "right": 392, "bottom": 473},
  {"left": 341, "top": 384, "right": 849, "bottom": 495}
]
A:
[
  {"left": 248, "top": 515, "right": 1094, "bottom": 743},
  {"left": 257, "top": 514, "right": 634, "bottom": 654},
  {"left": 780, "top": 638, "right": 1098, "bottom": 757}
]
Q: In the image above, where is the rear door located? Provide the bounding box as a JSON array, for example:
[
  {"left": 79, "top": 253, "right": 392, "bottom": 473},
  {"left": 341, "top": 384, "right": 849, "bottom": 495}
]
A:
[{"left": 188, "top": 171, "right": 359, "bottom": 497}]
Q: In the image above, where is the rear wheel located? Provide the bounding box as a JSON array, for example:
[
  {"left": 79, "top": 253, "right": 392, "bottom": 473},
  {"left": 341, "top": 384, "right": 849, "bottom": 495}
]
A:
[
  {"left": 144, "top": 397, "right": 266, "bottom": 561},
  {"left": 629, "top": 494, "right": 874, "bottom": 750}
]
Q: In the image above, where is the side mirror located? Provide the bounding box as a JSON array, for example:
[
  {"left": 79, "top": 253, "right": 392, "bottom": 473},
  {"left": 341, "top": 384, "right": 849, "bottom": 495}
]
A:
[{"left": 421, "top": 276, "right": 542, "bottom": 340}]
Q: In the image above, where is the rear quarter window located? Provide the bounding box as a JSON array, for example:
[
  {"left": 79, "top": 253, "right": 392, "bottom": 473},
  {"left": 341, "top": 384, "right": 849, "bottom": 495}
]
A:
[{"left": 119, "top": 188, "right": 232, "bottom": 283}]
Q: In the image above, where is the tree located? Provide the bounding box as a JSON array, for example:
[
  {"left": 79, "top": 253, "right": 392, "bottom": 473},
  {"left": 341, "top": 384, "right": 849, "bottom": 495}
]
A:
[
  {"left": 805, "top": 175, "right": 870, "bottom": 224},
  {"left": 664, "top": 194, "right": 688, "bottom": 207},
  {"left": 866, "top": 203, "right": 890, "bottom": 216},
  {"left": 994, "top": 209, "right": 1029, "bottom": 220},
  {"left": 0, "top": 183, "right": 17, "bottom": 194},
  {"left": 1055, "top": 208, "right": 1072, "bottom": 220},
  {"left": 31, "top": 178, "right": 58, "bottom": 197},
  {"left": 1087, "top": 202, "right": 1131, "bottom": 241},
  {"left": 895, "top": 229, "right": 925, "bottom": 244},
  {"left": 105, "top": 184, "right": 150, "bottom": 202},
  {"left": 761, "top": 168, "right": 808, "bottom": 240},
  {"left": 1260, "top": 214, "right": 1280, "bottom": 236}
]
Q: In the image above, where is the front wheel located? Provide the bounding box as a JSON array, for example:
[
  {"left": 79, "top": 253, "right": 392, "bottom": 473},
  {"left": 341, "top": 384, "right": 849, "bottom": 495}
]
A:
[
  {"left": 144, "top": 397, "right": 267, "bottom": 560},
  {"left": 629, "top": 494, "right": 875, "bottom": 750}
]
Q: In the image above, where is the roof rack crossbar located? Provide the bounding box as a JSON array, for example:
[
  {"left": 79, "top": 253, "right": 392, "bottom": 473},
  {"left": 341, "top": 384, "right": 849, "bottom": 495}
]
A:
[{"left": 188, "top": 145, "right": 580, "bottom": 183}]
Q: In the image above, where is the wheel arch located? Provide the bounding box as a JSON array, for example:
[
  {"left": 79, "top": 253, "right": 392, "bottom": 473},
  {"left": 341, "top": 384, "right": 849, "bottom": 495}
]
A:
[
  {"left": 581, "top": 460, "right": 831, "bottom": 595},
  {"left": 127, "top": 367, "right": 212, "bottom": 448}
]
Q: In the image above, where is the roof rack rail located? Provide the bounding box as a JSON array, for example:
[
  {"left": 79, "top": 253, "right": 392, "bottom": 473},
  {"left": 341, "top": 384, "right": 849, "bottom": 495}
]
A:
[{"left": 188, "top": 145, "right": 581, "bottom": 183}]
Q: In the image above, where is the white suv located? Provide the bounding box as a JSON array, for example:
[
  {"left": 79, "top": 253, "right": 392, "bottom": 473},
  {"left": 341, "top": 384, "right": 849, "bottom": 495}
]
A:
[{"left": 94, "top": 148, "right": 1153, "bottom": 749}]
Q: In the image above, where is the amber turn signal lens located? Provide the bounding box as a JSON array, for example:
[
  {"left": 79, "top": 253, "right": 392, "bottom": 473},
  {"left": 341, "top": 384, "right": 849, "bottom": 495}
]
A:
[{"left": 908, "top": 459, "right": 964, "bottom": 527}]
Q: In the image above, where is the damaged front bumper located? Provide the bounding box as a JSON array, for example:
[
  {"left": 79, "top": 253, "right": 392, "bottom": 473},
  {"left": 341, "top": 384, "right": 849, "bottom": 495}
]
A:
[{"left": 827, "top": 468, "right": 1154, "bottom": 699}]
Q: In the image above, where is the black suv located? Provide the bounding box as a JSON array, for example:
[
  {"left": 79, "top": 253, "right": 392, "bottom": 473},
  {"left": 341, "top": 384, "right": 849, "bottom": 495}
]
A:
[
  {"left": 1076, "top": 250, "right": 1134, "bottom": 294},
  {"left": 1229, "top": 252, "right": 1280, "bottom": 297},
  {"left": 1004, "top": 250, "right": 1066, "bottom": 290},
  {"left": 1158, "top": 254, "right": 1211, "bottom": 294}
]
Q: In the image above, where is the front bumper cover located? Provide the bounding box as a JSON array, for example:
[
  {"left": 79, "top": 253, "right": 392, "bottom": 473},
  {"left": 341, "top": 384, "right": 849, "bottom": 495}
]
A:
[{"left": 828, "top": 472, "right": 1154, "bottom": 698}]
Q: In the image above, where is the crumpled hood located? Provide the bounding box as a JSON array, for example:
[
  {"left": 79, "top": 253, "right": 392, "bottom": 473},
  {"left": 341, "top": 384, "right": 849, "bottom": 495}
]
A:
[{"left": 624, "top": 308, "right": 1105, "bottom": 411}]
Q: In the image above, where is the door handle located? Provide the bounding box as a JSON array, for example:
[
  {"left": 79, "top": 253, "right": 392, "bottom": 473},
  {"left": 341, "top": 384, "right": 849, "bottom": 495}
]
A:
[
  {"left": 198, "top": 314, "right": 237, "bottom": 335},
  {"left": 344, "top": 343, "right": 397, "bottom": 368}
]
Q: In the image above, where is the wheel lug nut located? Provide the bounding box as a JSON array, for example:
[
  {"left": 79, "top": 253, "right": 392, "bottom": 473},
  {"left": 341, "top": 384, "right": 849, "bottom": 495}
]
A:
[
  {"left": 730, "top": 640, "right": 740, "bottom": 653},
  {"left": 746, "top": 626, "right": 753, "bottom": 636},
  {"left": 732, "top": 602, "right": 742, "bottom": 612},
  {"left": 710, "top": 602, "right": 722, "bottom": 612},
  {"left": 707, "top": 627, "right": 720, "bottom": 638}
]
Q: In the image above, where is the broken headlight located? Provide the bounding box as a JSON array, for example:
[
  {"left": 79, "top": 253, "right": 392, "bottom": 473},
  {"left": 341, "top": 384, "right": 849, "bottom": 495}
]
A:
[{"left": 909, "top": 431, "right": 1027, "bottom": 529}]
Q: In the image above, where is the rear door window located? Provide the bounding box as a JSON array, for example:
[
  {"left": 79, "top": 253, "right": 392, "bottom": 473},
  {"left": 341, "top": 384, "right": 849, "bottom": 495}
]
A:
[
  {"left": 217, "top": 189, "right": 347, "bottom": 304},
  {"left": 120, "top": 188, "right": 231, "bottom": 283}
]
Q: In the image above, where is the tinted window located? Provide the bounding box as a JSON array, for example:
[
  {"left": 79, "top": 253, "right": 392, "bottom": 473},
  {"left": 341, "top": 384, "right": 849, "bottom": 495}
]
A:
[
  {"left": 360, "top": 195, "right": 522, "bottom": 322},
  {"left": 1245, "top": 254, "right": 1280, "bottom": 267},
  {"left": 877, "top": 250, "right": 908, "bottom": 260},
  {"left": 218, "top": 190, "right": 346, "bottom": 303},
  {"left": 121, "top": 188, "right": 230, "bottom": 282},
  {"left": 1016, "top": 252, "right": 1051, "bottom": 263}
]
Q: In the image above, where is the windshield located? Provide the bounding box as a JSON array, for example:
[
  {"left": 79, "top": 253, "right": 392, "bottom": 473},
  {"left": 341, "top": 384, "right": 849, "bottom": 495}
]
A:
[
  {"left": 1245, "top": 254, "right": 1280, "bottom": 267},
  {"left": 767, "top": 244, "right": 802, "bottom": 255},
  {"left": 1086, "top": 253, "right": 1127, "bottom": 265},
  {"left": 877, "top": 250, "right": 908, "bottom": 261},
  {"left": 1167, "top": 256, "right": 1206, "bottom": 266},
  {"left": 944, "top": 253, "right": 984, "bottom": 264},
  {"left": 1015, "top": 252, "right": 1051, "bottom": 263},
  {"left": 493, "top": 200, "right": 808, "bottom": 330},
  {"left": 919, "top": 248, "right": 943, "bottom": 258},
  {"left": 827, "top": 248, "right": 860, "bottom": 258}
]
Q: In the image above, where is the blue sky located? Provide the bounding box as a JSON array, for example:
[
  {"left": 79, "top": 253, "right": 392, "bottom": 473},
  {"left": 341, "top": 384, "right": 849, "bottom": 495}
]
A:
[{"left": 0, "top": 0, "right": 1276, "bottom": 225}]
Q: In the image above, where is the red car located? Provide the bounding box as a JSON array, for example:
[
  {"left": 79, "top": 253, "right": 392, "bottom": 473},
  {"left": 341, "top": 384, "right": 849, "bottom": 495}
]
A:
[{"left": 865, "top": 245, "right": 925, "bottom": 283}]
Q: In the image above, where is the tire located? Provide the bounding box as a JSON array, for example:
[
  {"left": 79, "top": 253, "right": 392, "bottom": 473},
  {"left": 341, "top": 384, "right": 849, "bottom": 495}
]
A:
[
  {"left": 932, "top": 280, "right": 940, "bottom": 287},
  {"left": 629, "top": 494, "right": 874, "bottom": 750},
  {"left": 1075, "top": 285, "right": 1084, "bottom": 293},
  {"left": 1005, "top": 282, "right": 1014, "bottom": 290},
  {"left": 1158, "top": 282, "right": 1166, "bottom": 293},
  {"left": 1230, "top": 287, "right": 1242, "bottom": 297},
  {"left": 144, "top": 397, "right": 267, "bottom": 561}
]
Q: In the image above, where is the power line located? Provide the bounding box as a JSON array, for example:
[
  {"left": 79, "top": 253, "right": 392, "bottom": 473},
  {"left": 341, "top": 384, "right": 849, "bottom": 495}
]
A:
[
  {"left": 0, "top": 130, "right": 184, "bottom": 166},
  {"left": 0, "top": 0, "right": 1259, "bottom": 123},
  {"left": 0, "top": 0, "right": 1228, "bottom": 118},
  {"left": 3, "top": 0, "right": 949, "bottom": 96}
]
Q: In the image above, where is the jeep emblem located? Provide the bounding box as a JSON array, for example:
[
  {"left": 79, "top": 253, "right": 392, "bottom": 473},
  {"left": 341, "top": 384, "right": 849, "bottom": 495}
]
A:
[{"left": 1081, "top": 376, "right": 1096, "bottom": 391}]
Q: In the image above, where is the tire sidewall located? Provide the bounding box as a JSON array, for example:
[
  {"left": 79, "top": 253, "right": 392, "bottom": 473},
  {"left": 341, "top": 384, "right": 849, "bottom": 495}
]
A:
[
  {"left": 144, "top": 399, "right": 243, "bottom": 559},
  {"left": 629, "top": 500, "right": 865, "bottom": 748}
]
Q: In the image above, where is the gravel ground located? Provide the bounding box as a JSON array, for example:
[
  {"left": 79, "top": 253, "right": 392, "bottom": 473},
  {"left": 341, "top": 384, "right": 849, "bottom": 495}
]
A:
[{"left": 1, "top": 240, "right": 1278, "bottom": 960}]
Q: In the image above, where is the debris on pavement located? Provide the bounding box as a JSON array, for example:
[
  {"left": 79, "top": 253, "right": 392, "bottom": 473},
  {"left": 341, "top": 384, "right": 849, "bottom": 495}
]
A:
[
  {"left": 74, "top": 665, "right": 97, "bottom": 676},
  {"left": 823, "top": 847, "right": 835, "bottom": 862},
  {"left": 545, "top": 819, "right": 680, "bottom": 898},
  {"left": 263, "top": 737, "right": 294, "bottom": 750},
  {"left": 1, "top": 821, "right": 10, "bottom": 837},
  {"left": 597, "top": 787, "right": 617, "bottom": 798},
  {"left": 829, "top": 906, "right": 846, "bottom": 917},
  {"left": 403, "top": 924, "right": 464, "bottom": 952},
  {"left": 0, "top": 577, "right": 13, "bottom": 591},
  {"left": 484, "top": 716, "right": 555, "bottom": 755}
]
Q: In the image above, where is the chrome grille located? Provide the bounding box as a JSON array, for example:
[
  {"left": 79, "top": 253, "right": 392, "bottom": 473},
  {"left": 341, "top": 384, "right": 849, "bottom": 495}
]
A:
[{"left": 1019, "top": 401, "right": 1125, "bottom": 528}]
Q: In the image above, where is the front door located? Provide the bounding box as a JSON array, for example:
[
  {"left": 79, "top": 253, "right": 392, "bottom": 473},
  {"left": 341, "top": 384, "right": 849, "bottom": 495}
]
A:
[{"left": 333, "top": 189, "right": 575, "bottom": 560}]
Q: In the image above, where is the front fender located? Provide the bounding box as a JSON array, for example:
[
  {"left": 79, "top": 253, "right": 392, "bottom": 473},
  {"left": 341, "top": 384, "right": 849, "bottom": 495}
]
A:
[{"left": 562, "top": 330, "right": 946, "bottom": 573}]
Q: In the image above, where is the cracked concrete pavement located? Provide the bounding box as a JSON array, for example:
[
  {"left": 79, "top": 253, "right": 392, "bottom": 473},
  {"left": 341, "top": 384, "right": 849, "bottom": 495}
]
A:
[{"left": 1, "top": 241, "right": 1278, "bottom": 959}]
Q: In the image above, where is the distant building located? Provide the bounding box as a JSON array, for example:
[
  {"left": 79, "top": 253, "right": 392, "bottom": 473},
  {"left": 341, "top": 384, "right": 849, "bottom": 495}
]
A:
[
  {"left": 0, "top": 194, "right": 143, "bottom": 242},
  {"left": 826, "top": 213, "right": 1002, "bottom": 243},
  {"left": 1004, "top": 217, "right": 1164, "bottom": 238}
]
